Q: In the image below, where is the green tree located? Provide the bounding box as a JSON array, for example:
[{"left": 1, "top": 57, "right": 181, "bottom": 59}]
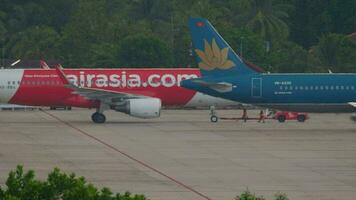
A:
[
  {"left": 311, "top": 33, "right": 356, "bottom": 72},
  {"left": 235, "top": 0, "right": 292, "bottom": 43},
  {"left": 326, "top": 0, "right": 356, "bottom": 35},
  {"left": 289, "top": 0, "right": 330, "bottom": 48},
  {"left": 117, "top": 34, "right": 173, "bottom": 67},
  {"left": 189, "top": 0, "right": 226, "bottom": 22},
  {"left": 88, "top": 43, "right": 118, "bottom": 67},
  {"left": 8, "top": 25, "right": 60, "bottom": 59},
  {"left": 289, "top": 0, "right": 356, "bottom": 48},
  {"left": 1, "top": 165, "right": 149, "bottom": 200},
  {"left": 59, "top": 0, "right": 114, "bottom": 67},
  {"left": 221, "top": 27, "right": 268, "bottom": 68},
  {"left": 0, "top": 11, "right": 6, "bottom": 39},
  {"left": 268, "top": 41, "right": 309, "bottom": 72},
  {"left": 0, "top": 0, "right": 355, "bottom": 71}
]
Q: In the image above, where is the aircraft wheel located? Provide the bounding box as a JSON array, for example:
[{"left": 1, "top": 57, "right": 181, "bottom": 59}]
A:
[
  {"left": 297, "top": 115, "right": 306, "bottom": 122},
  {"left": 277, "top": 115, "right": 286, "bottom": 123},
  {"left": 210, "top": 115, "right": 218, "bottom": 123},
  {"left": 92, "top": 112, "right": 106, "bottom": 123}
]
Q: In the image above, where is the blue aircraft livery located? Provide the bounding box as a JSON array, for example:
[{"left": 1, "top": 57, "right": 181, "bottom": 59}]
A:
[{"left": 181, "top": 17, "right": 356, "bottom": 113}]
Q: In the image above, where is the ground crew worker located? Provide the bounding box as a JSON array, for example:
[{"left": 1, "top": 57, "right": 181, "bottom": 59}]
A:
[
  {"left": 242, "top": 108, "right": 248, "bottom": 122},
  {"left": 258, "top": 110, "right": 265, "bottom": 123}
]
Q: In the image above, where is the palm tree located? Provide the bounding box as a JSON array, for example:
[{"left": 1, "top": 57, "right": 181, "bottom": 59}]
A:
[{"left": 235, "top": 0, "right": 292, "bottom": 43}]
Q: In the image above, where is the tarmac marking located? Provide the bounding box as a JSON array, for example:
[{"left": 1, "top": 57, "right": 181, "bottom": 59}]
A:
[{"left": 41, "top": 110, "right": 213, "bottom": 200}]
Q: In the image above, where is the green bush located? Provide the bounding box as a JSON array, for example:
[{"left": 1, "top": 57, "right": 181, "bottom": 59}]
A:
[
  {"left": 274, "top": 192, "right": 289, "bottom": 200},
  {"left": 235, "top": 190, "right": 290, "bottom": 200},
  {"left": 0, "top": 165, "right": 148, "bottom": 200},
  {"left": 235, "top": 190, "right": 265, "bottom": 200}
]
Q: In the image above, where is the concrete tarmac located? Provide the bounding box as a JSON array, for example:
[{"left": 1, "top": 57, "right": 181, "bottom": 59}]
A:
[{"left": 0, "top": 109, "right": 355, "bottom": 200}]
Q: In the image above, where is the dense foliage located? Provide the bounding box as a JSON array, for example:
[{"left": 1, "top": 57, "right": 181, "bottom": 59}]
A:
[
  {"left": 235, "top": 190, "right": 289, "bottom": 200},
  {"left": 0, "top": 165, "right": 148, "bottom": 200},
  {"left": 0, "top": 0, "right": 355, "bottom": 72}
]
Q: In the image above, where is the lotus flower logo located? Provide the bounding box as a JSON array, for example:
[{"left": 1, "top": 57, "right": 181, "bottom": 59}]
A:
[{"left": 195, "top": 38, "right": 235, "bottom": 71}]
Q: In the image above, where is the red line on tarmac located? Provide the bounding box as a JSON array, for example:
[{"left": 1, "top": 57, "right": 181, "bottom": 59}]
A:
[{"left": 41, "top": 110, "right": 213, "bottom": 200}]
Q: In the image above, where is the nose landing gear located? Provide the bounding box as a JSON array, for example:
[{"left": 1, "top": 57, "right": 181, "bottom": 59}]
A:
[{"left": 209, "top": 105, "right": 219, "bottom": 122}]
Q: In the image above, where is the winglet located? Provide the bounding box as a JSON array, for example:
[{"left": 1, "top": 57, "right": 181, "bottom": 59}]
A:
[{"left": 54, "top": 65, "right": 70, "bottom": 85}]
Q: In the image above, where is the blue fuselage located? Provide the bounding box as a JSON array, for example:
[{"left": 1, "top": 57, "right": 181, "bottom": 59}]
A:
[{"left": 183, "top": 73, "right": 356, "bottom": 112}]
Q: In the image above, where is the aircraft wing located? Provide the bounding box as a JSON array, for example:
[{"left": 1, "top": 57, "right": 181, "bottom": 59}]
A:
[
  {"left": 55, "top": 67, "right": 147, "bottom": 102},
  {"left": 71, "top": 86, "right": 145, "bottom": 101},
  {"left": 191, "top": 79, "right": 233, "bottom": 93}
]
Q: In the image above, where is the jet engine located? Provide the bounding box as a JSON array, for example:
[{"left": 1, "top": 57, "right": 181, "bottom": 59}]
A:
[{"left": 112, "top": 98, "right": 161, "bottom": 118}]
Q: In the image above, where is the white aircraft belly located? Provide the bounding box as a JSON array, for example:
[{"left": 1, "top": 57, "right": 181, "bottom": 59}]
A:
[{"left": 185, "top": 92, "right": 239, "bottom": 107}]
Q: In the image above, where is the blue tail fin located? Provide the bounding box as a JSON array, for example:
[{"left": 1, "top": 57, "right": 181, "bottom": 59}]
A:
[{"left": 189, "top": 17, "right": 258, "bottom": 77}]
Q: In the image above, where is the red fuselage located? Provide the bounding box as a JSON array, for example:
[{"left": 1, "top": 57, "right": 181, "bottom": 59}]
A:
[{"left": 0, "top": 68, "right": 235, "bottom": 108}]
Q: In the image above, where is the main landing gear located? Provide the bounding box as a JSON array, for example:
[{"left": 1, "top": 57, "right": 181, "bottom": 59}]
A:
[
  {"left": 91, "top": 102, "right": 107, "bottom": 123},
  {"left": 91, "top": 112, "right": 106, "bottom": 123}
]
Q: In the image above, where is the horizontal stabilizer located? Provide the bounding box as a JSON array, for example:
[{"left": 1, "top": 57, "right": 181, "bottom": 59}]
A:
[
  {"left": 192, "top": 79, "right": 233, "bottom": 93},
  {"left": 348, "top": 102, "right": 356, "bottom": 107}
]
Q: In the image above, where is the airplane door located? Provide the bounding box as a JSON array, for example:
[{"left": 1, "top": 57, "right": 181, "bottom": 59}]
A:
[{"left": 251, "top": 78, "right": 262, "bottom": 97}]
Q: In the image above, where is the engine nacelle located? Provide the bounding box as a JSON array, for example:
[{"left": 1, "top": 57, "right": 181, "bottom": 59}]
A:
[{"left": 113, "top": 98, "right": 161, "bottom": 118}]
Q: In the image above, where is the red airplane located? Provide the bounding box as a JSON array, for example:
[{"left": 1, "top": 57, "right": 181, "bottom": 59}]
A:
[{"left": 0, "top": 66, "right": 237, "bottom": 123}]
